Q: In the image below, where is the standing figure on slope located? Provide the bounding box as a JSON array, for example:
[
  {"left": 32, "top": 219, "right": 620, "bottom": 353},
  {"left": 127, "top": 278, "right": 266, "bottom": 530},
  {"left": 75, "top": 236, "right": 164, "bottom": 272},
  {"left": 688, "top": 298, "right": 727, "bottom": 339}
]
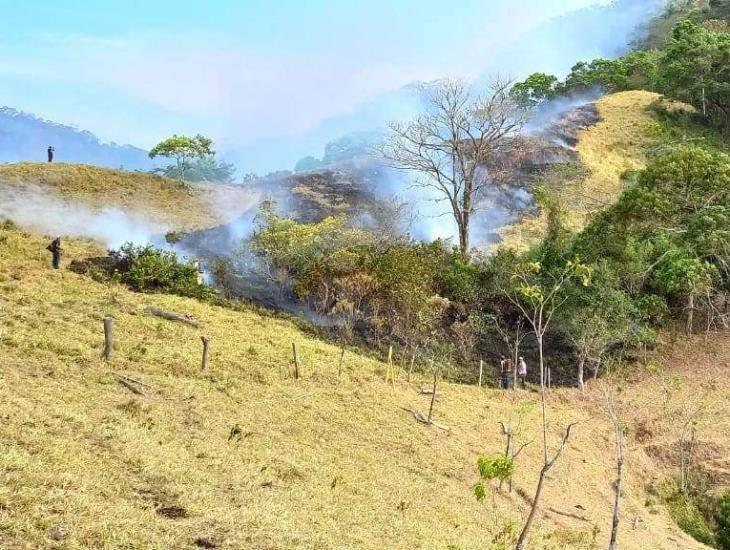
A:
[
  {"left": 46, "top": 236, "right": 62, "bottom": 269},
  {"left": 517, "top": 356, "right": 528, "bottom": 389}
]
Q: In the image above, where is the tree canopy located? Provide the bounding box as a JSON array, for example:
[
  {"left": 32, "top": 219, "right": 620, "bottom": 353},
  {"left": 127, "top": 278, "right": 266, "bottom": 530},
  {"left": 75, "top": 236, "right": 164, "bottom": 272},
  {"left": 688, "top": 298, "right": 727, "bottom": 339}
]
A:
[{"left": 149, "top": 134, "right": 215, "bottom": 182}]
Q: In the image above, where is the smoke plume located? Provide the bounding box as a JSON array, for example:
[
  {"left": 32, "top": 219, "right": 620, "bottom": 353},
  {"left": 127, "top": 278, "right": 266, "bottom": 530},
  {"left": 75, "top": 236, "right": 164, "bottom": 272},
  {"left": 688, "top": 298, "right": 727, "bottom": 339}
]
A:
[{"left": 0, "top": 184, "right": 168, "bottom": 248}]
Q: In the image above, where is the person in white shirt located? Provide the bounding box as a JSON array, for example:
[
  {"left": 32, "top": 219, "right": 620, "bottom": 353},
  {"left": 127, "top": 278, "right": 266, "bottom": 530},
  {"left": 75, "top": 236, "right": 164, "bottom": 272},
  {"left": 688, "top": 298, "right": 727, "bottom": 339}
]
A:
[{"left": 517, "top": 357, "right": 527, "bottom": 389}]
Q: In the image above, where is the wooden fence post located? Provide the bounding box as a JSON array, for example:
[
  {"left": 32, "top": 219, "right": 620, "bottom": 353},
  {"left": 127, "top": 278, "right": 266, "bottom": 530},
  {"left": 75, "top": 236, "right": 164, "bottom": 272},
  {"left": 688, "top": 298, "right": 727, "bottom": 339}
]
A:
[
  {"left": 427, "top": 370, "right": 438, "bottom": 424},
  {"left": 338, "top": 345, "right": 345, "bottom": 377},
  {"left": 478, "top": 359, "right": 483, "bottom": 388},
  {"left": 407, "top": 347, "right": 417, "bottom": 382},
  {"left": 385, "top": 345, "right": 395, "bottom": 386},
  {"left": 103, "top": 317, "right": 113, "bottom": 360},
  {"left": 292, "top": 342, "right": 300, "bottom": 380},
  {"left": 201, "top": 336, "right": 210, "bottom": 371}
]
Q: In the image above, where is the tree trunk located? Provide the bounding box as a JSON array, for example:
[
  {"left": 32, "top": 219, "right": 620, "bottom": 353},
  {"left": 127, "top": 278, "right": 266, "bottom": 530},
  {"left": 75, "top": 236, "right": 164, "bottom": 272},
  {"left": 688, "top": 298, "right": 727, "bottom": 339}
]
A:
[
  {"left": 515, "top": 464, "right": 548, "bottom": 550},
  {"left": 458, "top": 223, "right": 469, "bottom": 257},
  {"left": 686, "top": 293, "right": 694, "bottom": 335},
  {"left": 538, "top": 335, "right": 544, "bottom": 390},
  {"left": 513, "top": 339, "right": 520, "bottom": 391},
  {"left": 578, "top": 356, "right": 585, "bottom": 394},
  {"left": 537, "top": 335, "right": 548, "bottom": 465},
  {"left": 609, "top": 452, "right": 624, "bottom": 550}
]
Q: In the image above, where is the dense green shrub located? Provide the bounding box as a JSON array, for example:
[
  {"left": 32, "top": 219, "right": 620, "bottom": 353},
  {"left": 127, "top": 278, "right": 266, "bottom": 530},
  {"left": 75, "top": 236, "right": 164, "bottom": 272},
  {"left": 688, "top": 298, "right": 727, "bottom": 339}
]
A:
[
  {"left": 251, "top": 212, "right": 453, "bottom": 351},
  {"left": 717, "top": 492, "right": 730, "bottom": 550},
  {"left": 112, "top": 243, "right": 212, "bottom": 299},
  {"left": 665, "top": 490, "right": 717, "bottom": 546}
]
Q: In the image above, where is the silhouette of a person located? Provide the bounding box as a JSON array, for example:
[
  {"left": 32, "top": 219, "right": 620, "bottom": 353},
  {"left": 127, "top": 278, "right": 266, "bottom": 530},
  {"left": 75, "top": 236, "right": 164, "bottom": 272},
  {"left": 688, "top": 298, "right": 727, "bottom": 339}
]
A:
[
  {"left": 47, "top": 146, "right": 55, "bottom": 163},
  {"left": 46, "top": 236, "right": 62, "bottom": 269}
]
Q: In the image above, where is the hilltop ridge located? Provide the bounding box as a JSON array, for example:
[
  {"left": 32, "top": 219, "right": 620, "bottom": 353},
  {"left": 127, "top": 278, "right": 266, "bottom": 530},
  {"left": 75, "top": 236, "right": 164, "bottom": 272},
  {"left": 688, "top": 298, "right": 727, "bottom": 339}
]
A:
[{"left": 0, "top": 107, "right": 154, "bottom": 170}]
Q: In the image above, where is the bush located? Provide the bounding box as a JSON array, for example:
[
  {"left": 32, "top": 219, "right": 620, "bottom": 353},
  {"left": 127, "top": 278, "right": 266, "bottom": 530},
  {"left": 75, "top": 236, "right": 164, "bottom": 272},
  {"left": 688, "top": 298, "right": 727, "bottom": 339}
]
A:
[
  {"left": 716, "top": 492, "right": 730, "bottom": 550},
  {"left": 112, "top": 243, "right": 212, "bottom": 299},
  {"left": 664, "top": 489, "right": 716, "bottom": 547},
  {"left": 473, "top": 454, "right": 514, "bottom": 502}
]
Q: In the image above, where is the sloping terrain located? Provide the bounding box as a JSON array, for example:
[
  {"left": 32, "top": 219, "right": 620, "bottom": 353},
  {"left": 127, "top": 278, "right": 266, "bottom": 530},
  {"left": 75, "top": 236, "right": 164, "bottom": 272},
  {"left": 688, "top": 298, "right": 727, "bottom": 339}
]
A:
[
  {"left": 0, "top": 163, "right": 255, "bottom": 231},
  {"left": 500, "top": 90, "right": 661, "bottom": 251},
  {"left": 0, "top": 222, "right": 721, "bottom": 550}
]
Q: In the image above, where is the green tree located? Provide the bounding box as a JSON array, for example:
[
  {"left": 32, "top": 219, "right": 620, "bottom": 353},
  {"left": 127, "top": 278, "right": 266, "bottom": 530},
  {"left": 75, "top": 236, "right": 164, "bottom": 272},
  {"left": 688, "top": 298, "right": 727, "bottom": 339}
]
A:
[
  {"left": 657, "top": 20, "right": 730, "bottom": 129},
  {"left": 149, "top": 134, "right": 215, "bottom": 182},
  {"left": 562, "top": 51, "right": 658, "bottom": 93},
  {"left": 653, "top": 251, "right": 718, "bottom": 333},
  {"left": 160, "top": 156, "right": 235, "bottom": 183},
  {"left": 510, "top": 72, "right": 560, "bottom": 107}
]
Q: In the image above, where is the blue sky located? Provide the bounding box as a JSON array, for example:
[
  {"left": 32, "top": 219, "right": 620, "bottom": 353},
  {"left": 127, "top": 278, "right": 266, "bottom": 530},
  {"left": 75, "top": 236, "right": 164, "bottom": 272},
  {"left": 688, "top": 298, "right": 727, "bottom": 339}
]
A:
[{"left": 0, "top": 0, "right": 613, "bottom": 153}]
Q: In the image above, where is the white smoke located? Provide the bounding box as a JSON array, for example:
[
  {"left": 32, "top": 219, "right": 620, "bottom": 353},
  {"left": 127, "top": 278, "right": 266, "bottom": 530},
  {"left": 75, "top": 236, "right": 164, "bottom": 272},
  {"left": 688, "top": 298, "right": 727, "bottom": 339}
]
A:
[{"left": 0, "top": 184, "right": 168, "bottom": 248}]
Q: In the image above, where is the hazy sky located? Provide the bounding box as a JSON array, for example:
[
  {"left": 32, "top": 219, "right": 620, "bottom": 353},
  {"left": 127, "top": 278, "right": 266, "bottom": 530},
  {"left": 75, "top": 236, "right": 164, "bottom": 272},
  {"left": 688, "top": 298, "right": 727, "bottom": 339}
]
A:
[{"left": 0, "top": 1, "right": 612, "bottom": 150}]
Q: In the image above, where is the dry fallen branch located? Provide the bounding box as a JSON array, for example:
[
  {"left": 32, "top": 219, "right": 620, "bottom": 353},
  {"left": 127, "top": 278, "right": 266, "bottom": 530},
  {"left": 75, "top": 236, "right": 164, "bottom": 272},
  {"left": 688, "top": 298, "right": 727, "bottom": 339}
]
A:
[
  {"left": 514, "top": 486, "right": 591, "bottom": 523},
  {"left": 144, "top": 307, "right": 199, "bottom": 327},
  {"left": 400, "top": 407, "right": 450, "bottom": 431},
  {"left": 547, "top": 507, "right": 591, "bottom": 523},
  {"left": 115, "top": 373, "right": 150, "bottom": 395}
]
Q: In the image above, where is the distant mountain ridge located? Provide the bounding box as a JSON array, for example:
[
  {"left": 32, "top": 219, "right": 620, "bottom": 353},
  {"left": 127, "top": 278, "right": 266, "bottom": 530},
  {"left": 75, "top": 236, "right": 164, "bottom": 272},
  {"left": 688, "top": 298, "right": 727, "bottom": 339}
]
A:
[{"left": 0, "top": 107, "right": 155, "bottom": 170}]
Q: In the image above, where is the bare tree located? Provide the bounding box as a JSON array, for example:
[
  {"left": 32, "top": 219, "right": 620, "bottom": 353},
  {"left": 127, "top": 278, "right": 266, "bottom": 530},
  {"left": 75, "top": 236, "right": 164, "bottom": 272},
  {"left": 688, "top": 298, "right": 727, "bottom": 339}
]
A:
[
  {"left": 498, "top": 417, "right": 532, "bottom": 493},
  {"left": 515, "top": 422, "right": 577, "bottom": 550},
  {"left": 600, "top": 379, "right": 626, "bottom": 550},
  {"left": 565, "top": 308, "right": 627, "bottom": 394},
  {"left": 503, "top": 260, "right": 587, "bottom": 549},
  {"left": 380, "top": 77, "right": 526, "bottom": 256}
]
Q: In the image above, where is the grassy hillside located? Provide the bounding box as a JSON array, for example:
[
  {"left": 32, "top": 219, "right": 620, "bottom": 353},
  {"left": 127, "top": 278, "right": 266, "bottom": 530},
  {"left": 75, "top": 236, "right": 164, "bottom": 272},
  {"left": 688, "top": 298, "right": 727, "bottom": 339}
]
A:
[
  {"left": 501, "top": 90, "right": 661, "bottom": 251},
  {"left": 1, "top": 221, "right": 725, "bottom": 548},
  {"left": 0, "top": 163, "right": 254, "bottom": 230}
]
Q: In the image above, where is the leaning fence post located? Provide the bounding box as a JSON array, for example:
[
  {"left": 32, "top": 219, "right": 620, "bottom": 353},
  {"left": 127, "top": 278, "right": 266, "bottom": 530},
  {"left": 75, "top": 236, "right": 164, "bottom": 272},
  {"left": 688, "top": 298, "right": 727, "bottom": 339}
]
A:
[
  {"left": 385, "top": 345, "right": 395, "bottom": 386},
  {"left": 103, "top": 316, "right": 113, "bottom": 360},
  {"left": 292, "top": 342, "right": 300, "bottom": 380},
  {"left": 200, "top": 336, "right": 210, "bottom": 371},
  {"left": 427, "top": 369, "right": 438, "bottom": 424},
  {"left": 338, "top": 345, "right": 345, "bottom": 378},
  {"left": 407, "top": 347, "right": 417, "bottom": 382}
]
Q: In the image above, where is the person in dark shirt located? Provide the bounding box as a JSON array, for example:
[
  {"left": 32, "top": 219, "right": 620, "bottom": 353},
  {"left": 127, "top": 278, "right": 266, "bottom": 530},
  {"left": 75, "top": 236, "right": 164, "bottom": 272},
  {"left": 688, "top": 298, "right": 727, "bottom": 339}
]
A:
[
  {"left": 47, "top": 146, "right": 55, "bottom": 163},
  {"left": 46, "top": 237, "right": 62, "bottom": 269},
  {"left": 500, "top": 355, "right": 512, "bottom": 390}
]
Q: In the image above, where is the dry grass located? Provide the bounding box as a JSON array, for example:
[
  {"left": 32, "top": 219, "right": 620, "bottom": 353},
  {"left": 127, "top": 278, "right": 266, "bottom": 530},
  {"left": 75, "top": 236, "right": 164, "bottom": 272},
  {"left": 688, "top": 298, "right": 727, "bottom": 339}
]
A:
[
  {"left": 501, "top": 90, "right": 662, "bottom": 252},
  {"left": 0, "top": 222, "right": 718, "bottom": 549},
  {"left": 0, "top": 163, "right": 255, "bottom": 230}
]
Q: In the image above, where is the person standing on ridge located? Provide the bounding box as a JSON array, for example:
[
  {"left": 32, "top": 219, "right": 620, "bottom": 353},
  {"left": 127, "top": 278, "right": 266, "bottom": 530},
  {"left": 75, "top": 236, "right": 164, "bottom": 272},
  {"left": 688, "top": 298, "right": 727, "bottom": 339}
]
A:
[
  {"left": 517, "top": 356, "right": 528, "bottom": 389},
  {"left": 47, "top": 146, "right": 55, "bottom": 163},
  {"left": 46, "top": 236, "right": 62, "bottom": 269}
]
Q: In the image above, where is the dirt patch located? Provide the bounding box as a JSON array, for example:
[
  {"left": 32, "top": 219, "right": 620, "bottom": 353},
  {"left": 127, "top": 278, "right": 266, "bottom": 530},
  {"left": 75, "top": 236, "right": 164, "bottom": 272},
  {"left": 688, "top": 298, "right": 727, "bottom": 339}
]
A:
[{"left": 155, "top": 505, "right": 188, "bottom": 519}]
